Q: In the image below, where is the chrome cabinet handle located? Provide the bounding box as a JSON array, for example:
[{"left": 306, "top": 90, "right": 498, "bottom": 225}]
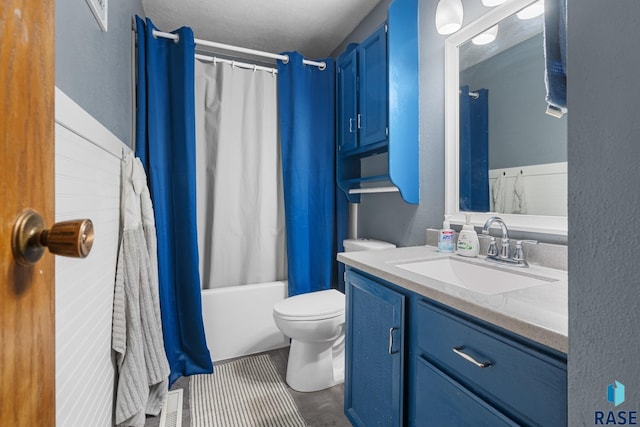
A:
[
  {"left": 389, "top": 327, "right": 399, "bottom": 354},
  {"left": 357, "top": 113, "right": 362, "bottom": 129},
  {"left": 349, "top": 118, "right": 354, "bottom": 133},
  {"left": 452, "top": 346, "right": 492, "bottom": 368}
]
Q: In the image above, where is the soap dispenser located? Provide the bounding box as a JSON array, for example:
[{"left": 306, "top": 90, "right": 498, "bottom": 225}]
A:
[
  {"left": 438, "top": 215, "right": 455, "bottom": 253},
  {"left": 457, "top": 214, "right": 480, "bottom": 257}
]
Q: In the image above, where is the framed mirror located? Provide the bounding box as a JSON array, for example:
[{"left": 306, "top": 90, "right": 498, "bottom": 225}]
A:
[{"left": 444, "top": 0, "right": 567, "bottom": 236}]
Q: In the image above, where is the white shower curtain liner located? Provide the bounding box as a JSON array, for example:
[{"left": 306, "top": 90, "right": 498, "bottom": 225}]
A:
[{"left": 195, "top": 60, "right": 286, "bottom": 289}]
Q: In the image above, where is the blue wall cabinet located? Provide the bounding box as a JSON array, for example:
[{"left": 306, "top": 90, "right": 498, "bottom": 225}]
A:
[
  {"left": 337, "top": 47, "right": 358, "bottom": 153},
  {"left": 343, "top": 268, "right": 567, "bottom": 426},
  {"left": 336, "top": 0, "right": 419, "bottom": 204},
  {"left": 345, "top": 270, "right": 405, "bottom": 427},
  {"left": 358, "top": 25, "right": 388, "bottom": 148}
]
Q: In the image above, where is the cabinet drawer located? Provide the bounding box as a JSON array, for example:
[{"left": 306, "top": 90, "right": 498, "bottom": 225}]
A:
[
  {"left": 415, "top": 356, "right": 518, "bottom": 427},
  {"left": 416, "top": 300, "right": 566, "bottom": 426}
]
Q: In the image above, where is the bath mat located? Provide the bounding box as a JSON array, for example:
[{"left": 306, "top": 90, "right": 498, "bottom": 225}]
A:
[{"left": 190, "top": 354, "right": 307, "bottom": 427}]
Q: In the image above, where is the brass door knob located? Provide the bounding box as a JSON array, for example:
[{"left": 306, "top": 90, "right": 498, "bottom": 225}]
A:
[{"left": 11, "top": 209, "right": 94, "bottom": 267}]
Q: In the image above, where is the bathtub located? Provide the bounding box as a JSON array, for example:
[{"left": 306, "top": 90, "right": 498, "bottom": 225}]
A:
[{"left": 201, "top": 280, "right": 290, "bottom": 362}]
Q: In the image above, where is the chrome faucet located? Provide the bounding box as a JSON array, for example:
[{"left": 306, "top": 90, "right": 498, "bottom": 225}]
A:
[{"left": 481, "top": 216, "right": 536, "bottom": 267}]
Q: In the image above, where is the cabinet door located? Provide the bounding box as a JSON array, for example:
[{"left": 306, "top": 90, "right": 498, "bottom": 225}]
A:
[
  {"left": 415, "top": 357, "right": 519, "bottom": 427},
  {"left": 358, "top": 24, "right": 388, "bottom": 147},
  {"left": 337, "top": 49, "right": 358, "bottom": 153},
  {"left": 345, "top": 271, "right": 404, "bottom": 427}
]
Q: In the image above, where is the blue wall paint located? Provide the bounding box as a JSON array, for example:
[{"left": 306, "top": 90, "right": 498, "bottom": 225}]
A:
[{"left": 56, "top": 0, "right": 144, "bottom": 146}]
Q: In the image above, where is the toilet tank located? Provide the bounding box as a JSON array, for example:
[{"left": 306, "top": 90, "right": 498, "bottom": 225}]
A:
[{"left": 343, "top": 238, "right": 396, "bottom": 252}]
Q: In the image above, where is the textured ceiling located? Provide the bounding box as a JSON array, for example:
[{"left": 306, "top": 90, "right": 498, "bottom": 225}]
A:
[{"left": 142, "top": 0, "right": 384, "bottom": 60}]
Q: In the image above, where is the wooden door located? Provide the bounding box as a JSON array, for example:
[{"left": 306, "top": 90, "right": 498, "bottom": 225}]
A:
[{"left": 0, "top": 0, "right": 56, "bottom": 425}]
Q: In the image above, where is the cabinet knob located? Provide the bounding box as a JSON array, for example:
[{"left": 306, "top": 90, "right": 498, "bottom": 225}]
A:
[{"left": 11, "top": 208, "right": 94, "bottom": 267}]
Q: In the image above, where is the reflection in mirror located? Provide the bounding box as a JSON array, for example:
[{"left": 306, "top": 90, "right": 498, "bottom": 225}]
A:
[
  {"left": 459, "top": 9, "right": 567, "bottom": 217},
  {"left": 445, "top": 0, "right": 567, "bottom": 236}
]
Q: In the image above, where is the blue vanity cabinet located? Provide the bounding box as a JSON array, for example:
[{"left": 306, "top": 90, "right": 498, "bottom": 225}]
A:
[
  {"left": 344, "top": 269, "right": 405, "bottom": 427},
  {"left": 413, "top": 299, "right": 567, "bottom": 426},
  {"left": 414, "top": 357, "right": 519, "bottom": 427},
  {"left": 342, "top": 267, "right": 568, "bottom": 427}
]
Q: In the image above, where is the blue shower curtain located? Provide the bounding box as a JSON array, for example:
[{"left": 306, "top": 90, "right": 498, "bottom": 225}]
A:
[
  {"left": 277, "top": 52, "right": 343, "bottom": 297},
  {"left": 543, "top": 0, "right": 567, "bottom": 115},
  {"left": 135, "top": 17, "right": 213, "bottom": 385},
  {"left": 459, "top": 85, "right": 490, "bottom": 212}
]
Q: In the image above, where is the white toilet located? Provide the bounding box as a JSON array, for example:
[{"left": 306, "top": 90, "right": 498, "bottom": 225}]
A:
[{"left": 273, "top": 238, "right": 396, "bottom": 392}]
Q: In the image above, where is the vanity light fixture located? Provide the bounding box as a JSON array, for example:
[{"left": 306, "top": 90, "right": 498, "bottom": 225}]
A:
[
  {"left": 435, "top": 0, "right": 464, "bottom": 35},
  {"left": 516, "top": 1, "right": 544, "bottom": 19},
  {"left": 472, "top": 25, "right": 499, "bottom": 45},
  {"left": 481, "top": 0, "right": 509, "bottom": 6}
]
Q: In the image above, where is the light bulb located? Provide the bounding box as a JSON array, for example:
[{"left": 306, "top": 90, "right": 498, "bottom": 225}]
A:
[
  {"left": 517, "top": 1, "right": 544, "bottom": 19},
  {"left": 435, "top": 0, "right": 464, "bottom": 35},
  {"left": 472, "top": 25, "right": 499, "bottom": 45}
]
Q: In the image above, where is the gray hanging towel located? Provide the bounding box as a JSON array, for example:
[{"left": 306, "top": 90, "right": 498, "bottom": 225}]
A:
[{"left": 113, "top": 153, "right": 170, "bottom": 426}]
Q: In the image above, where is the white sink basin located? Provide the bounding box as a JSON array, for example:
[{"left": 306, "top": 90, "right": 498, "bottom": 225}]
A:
[{"left": 395, "top": 257, "right": 558, "bottom": 295}]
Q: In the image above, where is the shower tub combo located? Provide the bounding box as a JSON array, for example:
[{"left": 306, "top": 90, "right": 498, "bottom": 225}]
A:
[{"left": 200, "top": 280, "right": 289, "bottom": 362}]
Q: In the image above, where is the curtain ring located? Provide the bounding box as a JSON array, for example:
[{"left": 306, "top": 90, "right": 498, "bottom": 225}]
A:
[
  {"left": 253, "top": 64, "right": 257, "bottom": 72},
  {"left": 231, "top": 60, "right": 236, "bottom": 68},
  {"left": 318, "top": 62, "right": 327, "bottom": 71},
  {"left": 282, "top": 55, "right": 290, "bottom": 64}
]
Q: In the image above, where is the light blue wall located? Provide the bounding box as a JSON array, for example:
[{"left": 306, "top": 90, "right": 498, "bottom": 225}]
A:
[
  {"left": 55, "top": 0, "right": 144, "bottom": 146},
  {"left": 568, "top": 0, "right": 640, "bottom": 423}
]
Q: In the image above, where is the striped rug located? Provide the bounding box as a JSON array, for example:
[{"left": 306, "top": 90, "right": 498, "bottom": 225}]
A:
[{"left": 190, "top": 354, "right": 307, "bottom": 427}]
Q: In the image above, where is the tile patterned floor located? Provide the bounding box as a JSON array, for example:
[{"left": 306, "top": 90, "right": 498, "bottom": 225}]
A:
[{"left": 144, "top": 347, "right": 350, "bottom": 427}]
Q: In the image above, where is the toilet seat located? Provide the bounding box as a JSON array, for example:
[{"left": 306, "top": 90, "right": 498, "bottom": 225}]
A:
[{"left": 273, "top": 289, "right": 344, "bottom": 321}]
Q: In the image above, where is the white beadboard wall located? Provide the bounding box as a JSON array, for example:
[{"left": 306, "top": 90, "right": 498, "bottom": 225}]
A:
[
  {"left": 55, "top": 88, "right": 130, "bottom": 427},
  {"left": 488, "top": 162, "right": 568, "bottom": 217}
]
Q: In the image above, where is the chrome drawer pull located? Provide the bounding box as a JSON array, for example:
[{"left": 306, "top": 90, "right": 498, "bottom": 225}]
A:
[
  {"left": 452, "top": 346, "right": 492, "bottom": 368},
  {"left": 389, "top": 327, "right": 399, "bottom": 354}
]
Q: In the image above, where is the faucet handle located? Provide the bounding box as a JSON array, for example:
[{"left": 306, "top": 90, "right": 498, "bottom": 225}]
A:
[
  {"left": 513, "top": 240, "right": 538, "bottom": 262},
  {"left": 516, "top": 239, "right": 538, "bottom": 245}
]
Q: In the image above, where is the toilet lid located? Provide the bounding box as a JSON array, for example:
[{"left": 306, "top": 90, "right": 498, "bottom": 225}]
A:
[{"left": 273, "top": 289, "right": 345, "bottom": 320}]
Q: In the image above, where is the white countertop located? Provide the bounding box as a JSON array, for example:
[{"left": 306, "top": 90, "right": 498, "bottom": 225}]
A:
[{"left": 338, "top": 246, "right": 568, "bottom": 353}]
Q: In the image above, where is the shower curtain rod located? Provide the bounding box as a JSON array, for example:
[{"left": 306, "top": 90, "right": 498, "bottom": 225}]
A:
[
  {"left": 194, "top": 53, "right": 278, "bottom": 74},
  {"left": 152, "top": 30, "right": 327, "bottom": 70}
]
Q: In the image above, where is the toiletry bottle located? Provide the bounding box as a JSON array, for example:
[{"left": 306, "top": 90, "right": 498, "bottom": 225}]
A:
[
  {"left": 457, "top": 213, "right": 480, "bottom": 257},
  {"left": 438, "top": 215, "right": 455, "bottom": 253}
]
